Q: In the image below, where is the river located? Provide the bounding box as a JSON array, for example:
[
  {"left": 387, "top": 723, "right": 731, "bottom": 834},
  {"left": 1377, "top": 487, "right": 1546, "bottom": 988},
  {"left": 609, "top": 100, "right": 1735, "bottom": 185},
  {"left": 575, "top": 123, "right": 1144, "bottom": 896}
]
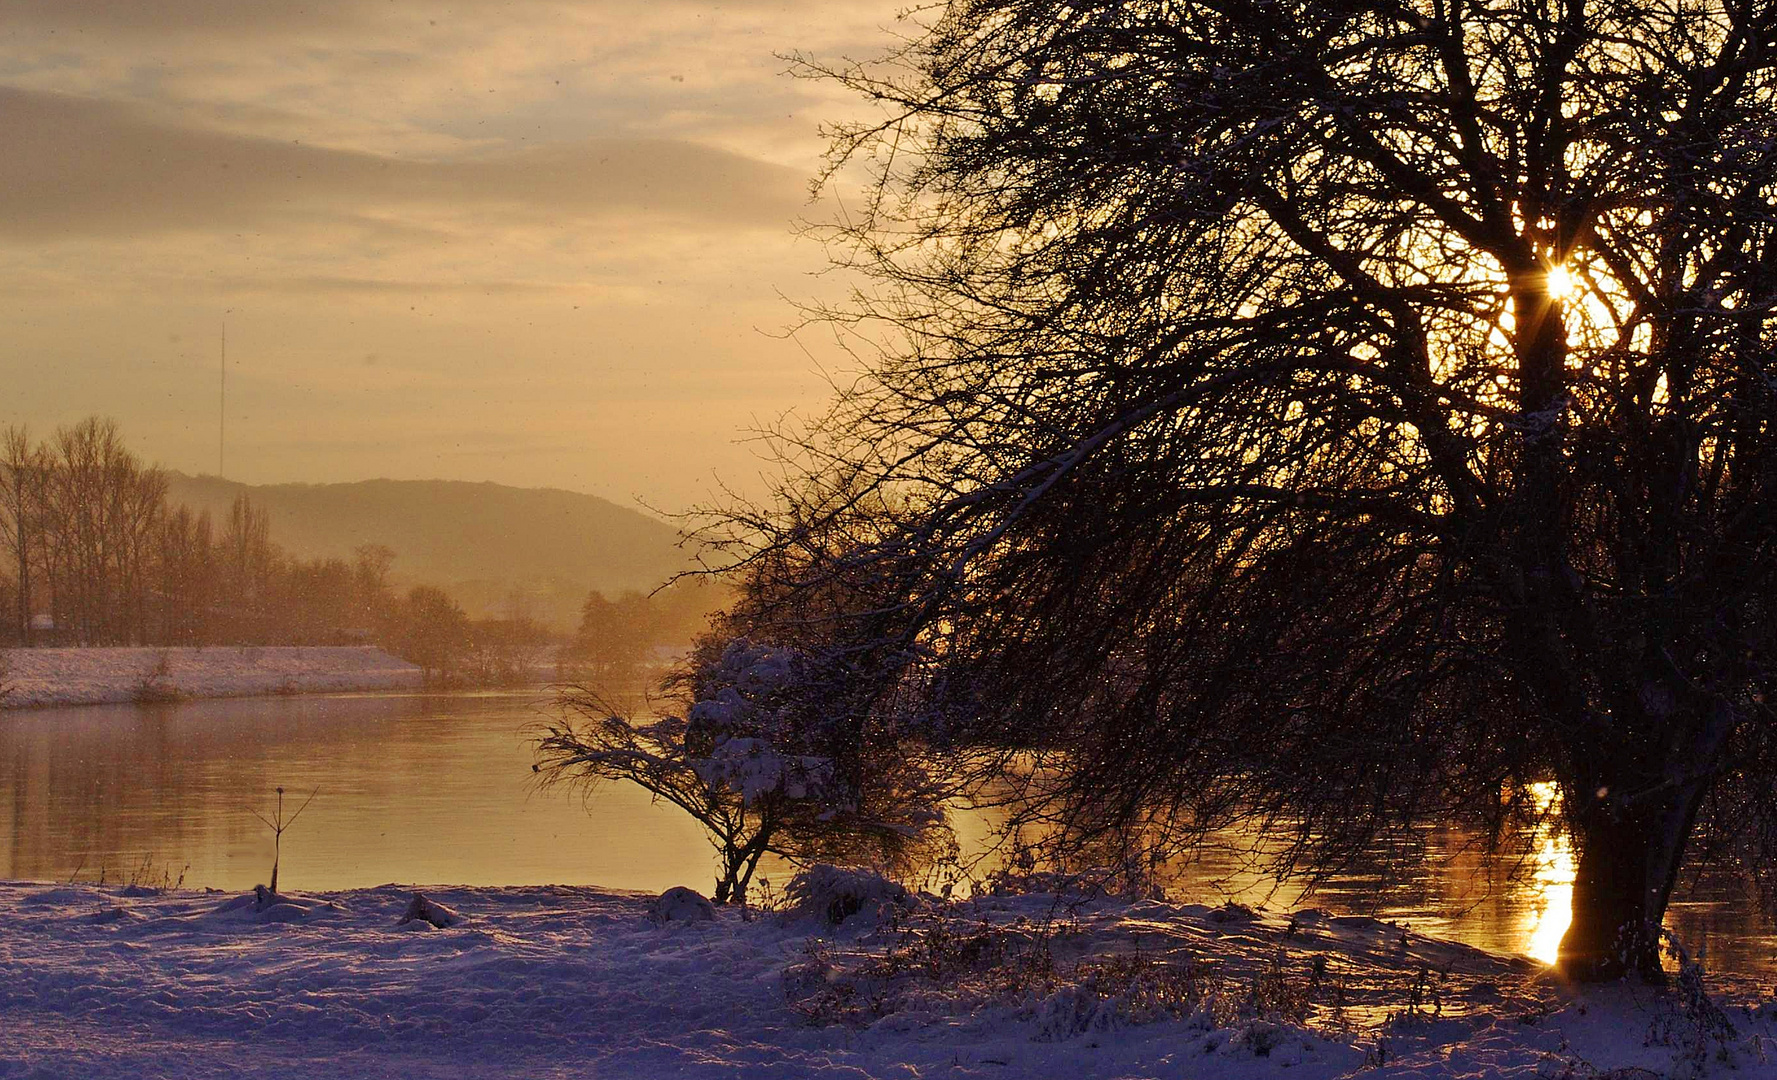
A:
[{"left": 2, "top": 690, "right": 1771, "bottom": 978}]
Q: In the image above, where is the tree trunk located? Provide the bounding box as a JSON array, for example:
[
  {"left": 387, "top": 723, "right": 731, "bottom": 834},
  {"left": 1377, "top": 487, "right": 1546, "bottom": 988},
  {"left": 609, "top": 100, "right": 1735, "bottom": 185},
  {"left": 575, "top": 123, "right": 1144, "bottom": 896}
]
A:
[
  {"left": 1558, "top": 786, "right": 1704, "bottom": 981},
  {"left": 713, "top": 842, "right": 742, "bottom": 905},
  {"left": 14, "top": 517, "right": 28, "bottom": 647},
  {"left": 734, "top": 843, "right": 768, "bottom": 905}
]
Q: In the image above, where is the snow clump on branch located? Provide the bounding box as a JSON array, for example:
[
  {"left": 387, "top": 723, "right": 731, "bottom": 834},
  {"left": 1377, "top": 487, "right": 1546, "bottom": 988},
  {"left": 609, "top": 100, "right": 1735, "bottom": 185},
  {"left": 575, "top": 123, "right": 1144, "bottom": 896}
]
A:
[{"left": 686, "top": 641, "right": 835, "bottom": 805}]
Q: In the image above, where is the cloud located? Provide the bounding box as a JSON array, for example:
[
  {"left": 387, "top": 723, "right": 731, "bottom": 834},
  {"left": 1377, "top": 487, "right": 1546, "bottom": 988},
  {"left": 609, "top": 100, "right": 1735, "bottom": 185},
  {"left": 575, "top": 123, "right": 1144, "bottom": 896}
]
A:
[
  {"left": 2, "top": 0, "right": 513, "bottom": 34},
  {"left": 3, "top": 0, "right": 872, "bottom": 33},
  {"left": 0, "top": 0, "right": 904, "bottom": 165},
  {"left": 0, "top": 87, "right": 806, "bottom": 242},
  {"left": 0, "top": 0, "right": 903, "bottom": 507}
]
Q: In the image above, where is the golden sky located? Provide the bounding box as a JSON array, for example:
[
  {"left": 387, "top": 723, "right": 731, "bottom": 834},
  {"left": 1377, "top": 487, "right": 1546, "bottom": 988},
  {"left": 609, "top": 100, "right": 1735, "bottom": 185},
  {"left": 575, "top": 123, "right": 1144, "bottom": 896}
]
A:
[{"left": 0, "top": 0, "right": 900, "bottom": 509}]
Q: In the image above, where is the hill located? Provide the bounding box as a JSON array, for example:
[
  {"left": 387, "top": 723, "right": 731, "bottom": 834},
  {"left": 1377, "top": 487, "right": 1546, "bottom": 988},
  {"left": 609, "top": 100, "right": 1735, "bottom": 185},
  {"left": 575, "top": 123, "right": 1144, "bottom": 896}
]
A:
[{"left": 164, "top": 474, "right": 690, "bottom": 629}]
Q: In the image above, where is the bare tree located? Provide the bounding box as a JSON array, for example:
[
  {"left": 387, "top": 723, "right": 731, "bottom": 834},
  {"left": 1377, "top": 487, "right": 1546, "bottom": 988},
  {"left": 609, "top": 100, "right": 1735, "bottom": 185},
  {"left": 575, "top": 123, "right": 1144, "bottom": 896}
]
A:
[
  {"left": 713, "top": 0, "right": 1777, "bottom": 979},
  {"left": 155, "top": 504, "right": 216, "bottom": 644},
  {"left": 0, "top": 422, "right": 412, "bottom": 650},
  {"left": 217, "top": 494, "right": 278, "bottom": 642},
  {"left": 116, "top": 456, "right": 168, "bottom": 645},
  {"left": 35, "top": 419, "right": 165, "bottom": 645},
  {"left": 351, "top": 543, "right": 396, "bottom": 629},
  {"left": 0, "top": 426, "right": 44, "bottom": 646}
]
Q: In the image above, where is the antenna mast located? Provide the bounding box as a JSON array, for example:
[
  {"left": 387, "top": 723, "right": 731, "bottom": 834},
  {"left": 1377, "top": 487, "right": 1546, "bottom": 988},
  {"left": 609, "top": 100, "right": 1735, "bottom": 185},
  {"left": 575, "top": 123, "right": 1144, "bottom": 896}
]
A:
[{"left": 219, "top": 318, "right": 227, "bottom": 478}]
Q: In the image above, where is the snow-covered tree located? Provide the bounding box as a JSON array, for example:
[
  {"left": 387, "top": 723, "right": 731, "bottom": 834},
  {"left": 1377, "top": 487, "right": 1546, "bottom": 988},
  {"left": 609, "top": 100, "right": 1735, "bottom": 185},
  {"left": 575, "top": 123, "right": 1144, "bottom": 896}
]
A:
[{"left": 536, "top": 636, "right": 950, "bottom": 905}]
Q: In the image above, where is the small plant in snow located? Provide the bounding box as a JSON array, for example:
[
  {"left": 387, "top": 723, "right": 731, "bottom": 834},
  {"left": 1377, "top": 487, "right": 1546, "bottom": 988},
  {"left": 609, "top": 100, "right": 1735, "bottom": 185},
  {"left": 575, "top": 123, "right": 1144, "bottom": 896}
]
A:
[
  {"left": 250, "top": 786, "right": 317, "bottom": 895},
  {"left": 751, "top": 875, "right": 785, "bottom": 914},
  {"left": 122, "top": 853, "right": 188, "bottom": 894},
  {"left": 786, "top": 908, "right": 1064, "bottom": 1026},
  {"left": 1362, "top": 1033, "right": 1393, "bottom": 1069},
  {"left": 1402, "top": 961, "right": 1449, "bottom": 1017},
  {"left": 1245, "top": 950, "right": 1313, "bottom": 1023},
  {"left": 1646, "top": 932, "right": 1739, "bottom": 1077},
  {"left": 132, "top": 650, "right": 179, "bottom": 704},
  {"left": 782, "top": 864, "right": 914, "bottom": 927},
  {"left": 1044, "top": 950, "right": 1231, "bottom": 1037}
]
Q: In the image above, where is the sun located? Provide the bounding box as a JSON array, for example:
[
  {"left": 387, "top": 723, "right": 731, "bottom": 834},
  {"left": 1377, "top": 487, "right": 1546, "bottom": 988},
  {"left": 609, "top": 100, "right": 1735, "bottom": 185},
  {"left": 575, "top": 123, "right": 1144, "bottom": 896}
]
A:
[{"left": 1545, "top": 265, "right": 1577, "bottom": 301}]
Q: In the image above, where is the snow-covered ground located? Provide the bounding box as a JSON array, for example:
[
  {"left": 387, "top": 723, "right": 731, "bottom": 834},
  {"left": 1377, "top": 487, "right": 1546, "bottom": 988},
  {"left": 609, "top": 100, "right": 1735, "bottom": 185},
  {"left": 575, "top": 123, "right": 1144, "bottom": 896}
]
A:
[
  {"left": 3, "top": 878, "right": 1772, "bottom": 1079},
  {"left": 1, "top": 646, "right": 423, "bottom": 709}
]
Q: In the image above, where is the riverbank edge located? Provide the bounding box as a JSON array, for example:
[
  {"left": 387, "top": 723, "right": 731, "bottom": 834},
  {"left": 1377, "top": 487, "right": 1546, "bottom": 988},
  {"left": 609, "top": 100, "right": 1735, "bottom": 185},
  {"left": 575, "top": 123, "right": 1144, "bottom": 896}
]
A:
[{"left": 0, "top": 645, "right": 425, "bottom": 710}]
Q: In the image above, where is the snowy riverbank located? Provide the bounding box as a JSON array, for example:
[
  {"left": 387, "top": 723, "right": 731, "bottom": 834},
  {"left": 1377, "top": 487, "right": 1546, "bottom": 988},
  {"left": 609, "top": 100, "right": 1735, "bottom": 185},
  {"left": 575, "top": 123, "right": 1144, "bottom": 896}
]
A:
[
  {"left": 1, "top": 646, "right": 423, "bottom": 709},
  {"left": 3, "top": 879, "right": 1773, "bottom": 1078}
]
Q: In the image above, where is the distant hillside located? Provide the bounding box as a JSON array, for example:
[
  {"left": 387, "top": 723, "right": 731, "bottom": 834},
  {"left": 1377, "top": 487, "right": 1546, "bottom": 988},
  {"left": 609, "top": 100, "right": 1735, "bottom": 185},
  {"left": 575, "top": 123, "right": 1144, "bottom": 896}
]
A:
[{"left": 164, "top": 474, "right": 691, "bottom": 629}]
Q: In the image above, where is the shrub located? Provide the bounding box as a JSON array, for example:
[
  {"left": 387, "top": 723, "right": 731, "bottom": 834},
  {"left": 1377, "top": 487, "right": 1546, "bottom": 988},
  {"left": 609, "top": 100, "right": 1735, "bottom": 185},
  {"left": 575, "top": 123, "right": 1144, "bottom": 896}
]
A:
[
  {"left": 782, "top": 864, "right": 913, "bottom": 927},
  {"left": 537, "top": 637, "right": 952, "bottom": 905},
  {"left": 132, "top": 650, "right": 180, "bottom": 704}
]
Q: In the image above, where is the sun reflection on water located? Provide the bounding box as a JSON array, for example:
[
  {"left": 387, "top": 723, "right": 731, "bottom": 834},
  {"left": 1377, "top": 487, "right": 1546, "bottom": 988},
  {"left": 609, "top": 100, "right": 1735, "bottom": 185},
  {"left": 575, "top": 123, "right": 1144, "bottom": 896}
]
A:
[{"left": 1524, "top": 781, "right": 1575, "bottom": 964}]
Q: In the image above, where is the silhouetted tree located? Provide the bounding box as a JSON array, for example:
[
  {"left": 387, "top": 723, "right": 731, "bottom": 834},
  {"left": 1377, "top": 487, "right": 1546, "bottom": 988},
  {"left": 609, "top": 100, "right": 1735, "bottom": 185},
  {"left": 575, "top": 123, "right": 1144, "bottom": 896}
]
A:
[
  {"left": 716, "top": 0, "right": 1777, "bottom": 979},
  {"left": 456, "top": 619, "right": 533, "bottom": 687},
  {"left": 568, "top": 590, "right": 656, "bottom": 683},
  {"left": 536, "top": 635, "right": 951, "bottom": 904},
  {"left": 563, "top": 578, "right": 731, "bottom": 684},
  {"left": 393, "top": 585, "right": 473, "bottom": 682}
]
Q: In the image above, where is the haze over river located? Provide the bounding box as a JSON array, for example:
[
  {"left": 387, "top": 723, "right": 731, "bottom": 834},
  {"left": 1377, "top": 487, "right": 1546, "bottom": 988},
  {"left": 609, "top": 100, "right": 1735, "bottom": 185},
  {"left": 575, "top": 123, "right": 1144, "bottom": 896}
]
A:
[{"left": 3, "top": 691, "right": 1771, "bottom": 979}]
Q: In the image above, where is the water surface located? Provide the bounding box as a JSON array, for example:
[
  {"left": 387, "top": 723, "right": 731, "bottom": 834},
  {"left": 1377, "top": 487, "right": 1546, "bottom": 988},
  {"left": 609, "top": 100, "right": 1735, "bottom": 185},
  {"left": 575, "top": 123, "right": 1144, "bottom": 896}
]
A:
[
  {"left": 0, "top": 691, "right": 714, "bottom": 895},
  {"left": 2, "top": 691, "right": 1771, "bottom": 978}
]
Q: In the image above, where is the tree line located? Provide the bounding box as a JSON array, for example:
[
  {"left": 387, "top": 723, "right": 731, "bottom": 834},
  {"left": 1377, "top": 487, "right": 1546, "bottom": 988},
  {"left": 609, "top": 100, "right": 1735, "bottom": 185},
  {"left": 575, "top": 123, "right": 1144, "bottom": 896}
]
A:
[
  {"left": 0, "top": 417, "right": 549, "bottom": 682},
  {"left": 0, "top": 417, "right": 391, "bottom": 647}
]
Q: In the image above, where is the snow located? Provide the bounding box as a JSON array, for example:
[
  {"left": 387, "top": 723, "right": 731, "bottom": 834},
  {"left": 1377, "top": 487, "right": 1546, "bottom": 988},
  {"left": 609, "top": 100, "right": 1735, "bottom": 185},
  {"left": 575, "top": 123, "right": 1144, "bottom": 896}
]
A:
[
  {"left": 650, "top": 885, "right": 718, "bottom": 924},
  {"left": 683, "top": 639, "right": 839, "bottom": 804},
  {"left": 4, "top": 879, "right": 1775, "bottom": 1078},
  {"left": 781, "top": 864, "right": 913, "bottom": 928},
  {"left": 1, "top": 646, "right": 423, "bottom": 709},
  {"left": 396, "top": 892, "right": 463, "bottom": 930},
  {"left": 694, "top": 735, "right": 834, "bottom": 803}
]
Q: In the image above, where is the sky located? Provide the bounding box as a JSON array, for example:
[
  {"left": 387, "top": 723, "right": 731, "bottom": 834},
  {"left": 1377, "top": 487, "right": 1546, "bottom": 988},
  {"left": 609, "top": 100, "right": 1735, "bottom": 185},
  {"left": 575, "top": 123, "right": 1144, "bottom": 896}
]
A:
[{"left": 0, "top": 0, "right": 906, "bottom": 510}]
